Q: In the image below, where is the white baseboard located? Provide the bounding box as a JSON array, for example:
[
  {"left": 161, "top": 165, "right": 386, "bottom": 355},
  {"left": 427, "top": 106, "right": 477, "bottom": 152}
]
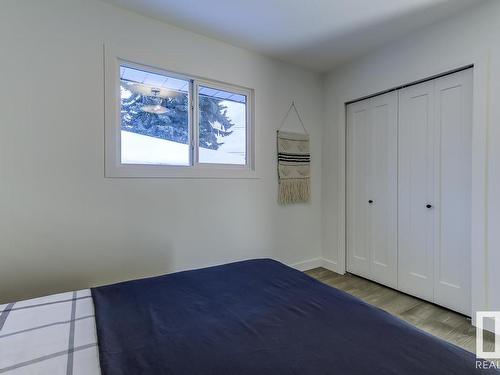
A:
[
  {"left": 290, "top": 257, "right": 344, "bottom": 274},
  {"left": 321, "top": 258, "right": 343, "bottom": 274},
  {"left": 290, "top": 257, "right": 323, "bottom": 271}
]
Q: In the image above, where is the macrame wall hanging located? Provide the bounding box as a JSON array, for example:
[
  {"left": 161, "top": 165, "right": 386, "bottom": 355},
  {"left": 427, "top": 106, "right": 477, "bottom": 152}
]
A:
[{"left": 277, "top": 101, "right": 310, "bottom": 204}]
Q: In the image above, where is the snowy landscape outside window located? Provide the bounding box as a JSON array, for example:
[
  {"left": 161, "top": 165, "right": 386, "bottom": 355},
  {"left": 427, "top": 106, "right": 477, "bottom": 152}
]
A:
[
  {"left": 198, "top": 85, "right": 247, "bottom": 165},
  {"left": 119, "top": 64, "right": 250, "bottom": 168},
  {"left": 120, "top": 66, "right": 190, "bottom": 165}
]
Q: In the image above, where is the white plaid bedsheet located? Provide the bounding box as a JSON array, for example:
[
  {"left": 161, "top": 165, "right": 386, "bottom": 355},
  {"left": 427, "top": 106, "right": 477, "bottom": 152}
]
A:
[{"left": 0, "top": 290, "right": 101, "bottom": 374}]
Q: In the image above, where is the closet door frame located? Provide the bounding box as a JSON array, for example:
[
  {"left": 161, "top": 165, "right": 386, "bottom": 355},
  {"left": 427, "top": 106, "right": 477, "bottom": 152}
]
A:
[{"left": 340, "top": 59, "right": 488, "bottom": 323}]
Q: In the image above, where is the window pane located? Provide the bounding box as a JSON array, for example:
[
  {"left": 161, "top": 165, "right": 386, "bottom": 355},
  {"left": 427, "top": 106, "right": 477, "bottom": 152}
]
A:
[
  {"left": 198, "top": 86, "right": 247, "bottom": 165},
  {"left": 120, "top": 65, "right": 190, "bottom": 166}
]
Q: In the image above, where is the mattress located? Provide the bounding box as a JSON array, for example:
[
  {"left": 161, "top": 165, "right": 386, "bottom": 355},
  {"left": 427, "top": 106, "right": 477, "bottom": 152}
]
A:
[
  {"left": 91, "top": 259, "right": 493, "bottom": 375},
  {"left": 0, "top": 289, "right": 101, "bottom": 374}
]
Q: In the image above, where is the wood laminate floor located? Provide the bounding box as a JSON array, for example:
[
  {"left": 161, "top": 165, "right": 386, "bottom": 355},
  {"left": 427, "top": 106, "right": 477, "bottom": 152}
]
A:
[{"left": 306, "top": 267, "right": 496, "bottom": 356}]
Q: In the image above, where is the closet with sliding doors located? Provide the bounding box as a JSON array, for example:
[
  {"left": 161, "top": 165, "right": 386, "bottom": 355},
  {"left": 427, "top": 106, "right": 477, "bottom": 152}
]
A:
[{"left": 346, "top": 68, "right": 472, "bottom": 315}]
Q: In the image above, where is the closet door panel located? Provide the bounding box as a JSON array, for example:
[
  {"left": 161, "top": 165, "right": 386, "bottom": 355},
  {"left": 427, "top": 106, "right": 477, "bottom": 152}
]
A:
[
  {"left": 398, "top": 82, "right": 435, "bottom": 301},
  {"left": 369, "top": 92, "right": 398, "bottom": 288},
  {"left": 347, "top": 99, "right": 371, "bottom": 278},
  {"left": 433, "top": 70, "right": 472, "bottom": 315}
]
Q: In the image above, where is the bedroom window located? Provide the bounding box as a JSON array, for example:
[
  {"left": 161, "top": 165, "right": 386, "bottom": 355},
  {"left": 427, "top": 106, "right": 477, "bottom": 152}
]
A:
[{"left": 105, "top": 53, "right": 254, "bottom": 178}]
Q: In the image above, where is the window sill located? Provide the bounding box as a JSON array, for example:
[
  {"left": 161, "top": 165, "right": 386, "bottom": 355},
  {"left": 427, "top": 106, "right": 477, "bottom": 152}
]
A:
[{"left": 105, "top": 163, "right": 259, "bottom": 179}]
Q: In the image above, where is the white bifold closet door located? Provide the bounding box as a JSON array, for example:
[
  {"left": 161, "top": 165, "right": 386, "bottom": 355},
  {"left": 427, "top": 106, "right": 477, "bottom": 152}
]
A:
[
  {"left": 347, "top": 68, "right": 472, "bottom": 315},
  {"left": 347, "top": 92, "right": 398, "bottom": 288},
  {"left": 398, "top": 80, "right": 436, "bottom": 302},
  {"left": 398, "top": 69, "right": 472, "bottom": 315}
]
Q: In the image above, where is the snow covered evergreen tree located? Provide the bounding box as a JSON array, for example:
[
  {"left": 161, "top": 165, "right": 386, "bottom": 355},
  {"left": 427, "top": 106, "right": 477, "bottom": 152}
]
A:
[{"left": 120, "top": 83, "right": 234, "bottom": 150}]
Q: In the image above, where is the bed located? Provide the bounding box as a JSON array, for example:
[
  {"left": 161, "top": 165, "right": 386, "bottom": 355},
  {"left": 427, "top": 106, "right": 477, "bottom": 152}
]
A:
[{"left": 0, "top": 259, "right": 495, "bottom": 374}]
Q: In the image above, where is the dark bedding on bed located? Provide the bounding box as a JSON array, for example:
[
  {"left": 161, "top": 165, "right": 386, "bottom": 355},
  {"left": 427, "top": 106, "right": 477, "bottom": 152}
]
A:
[{"left": 91, "top": 259, "right": 494, "bottom": 375}]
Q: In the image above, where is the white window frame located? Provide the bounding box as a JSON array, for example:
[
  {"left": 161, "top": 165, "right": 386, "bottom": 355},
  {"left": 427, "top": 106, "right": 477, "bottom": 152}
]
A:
[{"left": 104, "top": 45, "right": 256, "bottom": 178}]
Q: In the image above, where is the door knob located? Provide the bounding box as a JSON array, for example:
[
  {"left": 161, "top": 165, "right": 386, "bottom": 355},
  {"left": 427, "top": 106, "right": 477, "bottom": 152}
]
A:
[
  {"left": 368, "top": 200, "right": 374, "bottom": 204},
  {"left": 426, "top": 204, "right": 433, "bottom": 209}
]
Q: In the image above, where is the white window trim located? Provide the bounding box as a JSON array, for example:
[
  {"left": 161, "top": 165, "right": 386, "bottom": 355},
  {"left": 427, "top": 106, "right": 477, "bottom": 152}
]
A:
[{"left": 104, "top": 44, "right": 256, "bottom": 179}]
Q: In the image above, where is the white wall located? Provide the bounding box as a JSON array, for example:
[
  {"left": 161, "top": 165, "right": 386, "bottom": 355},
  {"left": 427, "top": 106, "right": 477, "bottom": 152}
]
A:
[
  {"left": 0, "top": 0, "right": 324, "bottom": 303},
  {"left": 323, "top": 0, "right": 500, "bottom": 321}
]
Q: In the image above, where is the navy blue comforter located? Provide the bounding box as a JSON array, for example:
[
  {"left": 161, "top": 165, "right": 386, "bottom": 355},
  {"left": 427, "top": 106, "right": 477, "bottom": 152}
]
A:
[{"left": 91, "top": 259, "right": 494, "bottom": 374}]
